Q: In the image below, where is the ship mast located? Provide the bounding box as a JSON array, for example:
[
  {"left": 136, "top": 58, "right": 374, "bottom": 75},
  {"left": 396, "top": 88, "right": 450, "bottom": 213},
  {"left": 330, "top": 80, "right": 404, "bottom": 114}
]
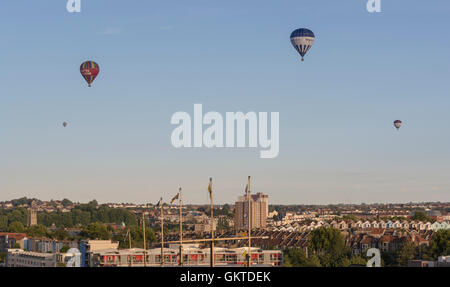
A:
[
  {"left": 247, "top": 176, "right": 251, "bottom": 267},
  {"left": 209, "top": 177, "right": 215, "bottom": 267}
]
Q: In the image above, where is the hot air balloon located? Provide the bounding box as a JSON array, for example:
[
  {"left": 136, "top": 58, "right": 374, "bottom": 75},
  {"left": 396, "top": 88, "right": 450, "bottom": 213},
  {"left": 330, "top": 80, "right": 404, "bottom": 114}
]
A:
[
  {"left": 290, "top": 28, "right": 315, "bottom": 61},
  {"left": 63, "top": 122, "right": 68, "bottom": 127},
  {"left": 394, "top": 120, "right": 402, "bottom": 130},
  {"left": 80, "top": 61, "right": 100, "bottom": 87}
]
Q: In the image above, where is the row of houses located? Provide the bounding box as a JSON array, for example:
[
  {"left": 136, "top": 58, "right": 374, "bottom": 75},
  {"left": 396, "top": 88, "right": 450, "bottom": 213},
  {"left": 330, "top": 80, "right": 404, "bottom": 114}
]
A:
[
  {"left": 347, "top": 229, "right": 433, "bottom": 255},
  {"left": 212, "top": 229, "right": 436, "bottom": 256},
  {"left": 269, "top": 220, "right": 450, "bottom": 232}
]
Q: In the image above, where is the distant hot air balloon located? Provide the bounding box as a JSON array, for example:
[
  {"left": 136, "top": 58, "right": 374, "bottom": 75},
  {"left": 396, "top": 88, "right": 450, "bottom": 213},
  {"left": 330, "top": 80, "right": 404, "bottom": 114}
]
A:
[
  {"left": 290, "top": 28, "right": 315, "bottom": 61},
  {"left": 394, "top": 120, "right": 402, "bottom": 130},
  {"left": 63, "top": 122, "right": 68, "bottom": 127},
  {"left": 80, "top": 61, "right": 100, "bottom": 87}
]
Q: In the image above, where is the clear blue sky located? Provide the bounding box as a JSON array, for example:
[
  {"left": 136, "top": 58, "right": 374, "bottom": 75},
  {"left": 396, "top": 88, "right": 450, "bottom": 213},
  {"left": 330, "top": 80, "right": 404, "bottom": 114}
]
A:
[{"left": 0, "top": 0, "right": 449, "bottom": 204}]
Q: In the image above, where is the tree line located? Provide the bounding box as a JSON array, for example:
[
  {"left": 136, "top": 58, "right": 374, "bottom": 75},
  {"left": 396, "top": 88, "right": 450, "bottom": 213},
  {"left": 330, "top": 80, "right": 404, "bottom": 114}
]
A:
[{"left": 0, "top": 200, "right": 138, "bottom": 232}]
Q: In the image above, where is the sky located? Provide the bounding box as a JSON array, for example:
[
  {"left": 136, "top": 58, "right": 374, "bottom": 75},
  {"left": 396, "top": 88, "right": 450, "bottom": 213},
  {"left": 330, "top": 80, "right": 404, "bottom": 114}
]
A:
[{"left": 0, "top": 0, "right": 449, "bottom": 205}]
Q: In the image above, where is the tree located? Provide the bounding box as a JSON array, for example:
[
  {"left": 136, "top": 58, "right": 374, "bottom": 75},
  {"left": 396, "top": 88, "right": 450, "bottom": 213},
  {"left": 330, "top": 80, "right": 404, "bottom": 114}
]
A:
[
  {"left": 33, "top": 204, "right": 137, "bottom": 228},
  {"left": 7, "top": 208, "right": 27, "bottom": 225},
  {"left": 381, "top": 250, "right": 398, "bottom": 267},
  {"left": 26, "top": 224, "right": 49, "bottom": 238},
  {"left": 8, "top": 221, "right": 25, "bottom": 233},
  {"left": 0, "top": 252, "right": 6, "bottom": 263},
  {"left": 411, "top": 211, "right": 434, "bottom": 223},
  {"left": 283, "top": 248, "right": 321, "bottom": 267},
  {"left": 308, "top": 227, "right": 346, "bottom": 255},
  {"left": 397, "top": 242, "right": 417, "bottom": 266},
  {"left": 222, "top": 204, "right": 231, "bottom": 215},
  {"left": 308, "top": 254, "right": 321, "bottom": 267},
  {"left": 350, "top": 255, "right": 368, "bottom": 266},
  {"left": 116, "top": 226, "right": 156, "bottom": 249},
  {"left": 51, "top": 228, "right": 71, "bottom": 241},
  {"left": 308, "top": 227, "right": 351, "bottom": 267},
  {"left": 13, "top": 243, "right": 21, "bottom": 248},
  {"left": 342, "top": 214, "right": 359, "bottom": 221},
  {"left": 0, "top": 215, "right": 8, "bottom": 232},
  {"left": 81, "top": 222, "right": 111, "bottom": 240},
  {"left": 11, "top": 197, "right": 32, "bottom": 207},
  {"left": 61, "top": 199, "right": 73, "bottom": 207},
  {"left": 217, "top": 217, "right": 231, "bottom": 231},
  {"left": 272, "top": 214, "right": 282, "bottom": 221},
  {"left": 426, "top": 230, "right": 450, "bottom": 259},
  {"left": 417, "top": 244, "right": 433, "bottom": 261},
  {"left": 88, "top": 200, "right": 99, "bottom": 207},
  {"left": 60, "top": 245, "right": 71, "bottom": 253}
]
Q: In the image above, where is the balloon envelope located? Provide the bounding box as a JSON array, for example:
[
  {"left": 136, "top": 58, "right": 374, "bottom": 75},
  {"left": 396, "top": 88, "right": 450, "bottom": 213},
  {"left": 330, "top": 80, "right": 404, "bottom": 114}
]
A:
[
  {"left": 290, "top": 28, "right": 315, "bottom": 61},
  {"left": 394, "top": 120, "right": 402, "bottom": 130},
  {"left": 80, "top": 61, "right": 100, "bottom": 87},
  {"left": 63, "top": 122, "right": 68, "bottom": 127}
]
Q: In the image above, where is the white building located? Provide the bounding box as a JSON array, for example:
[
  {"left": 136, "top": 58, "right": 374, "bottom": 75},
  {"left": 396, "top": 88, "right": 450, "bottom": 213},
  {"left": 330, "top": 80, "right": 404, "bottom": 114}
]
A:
[
  {"left": 89, "top": 245, "right": 282, "bottom": 267},
  {"left": 6, "top": 249, "right": 56, "bottom": 267},
  {"left": 80, "top": 240, "right": 120, "bottom": 267}
]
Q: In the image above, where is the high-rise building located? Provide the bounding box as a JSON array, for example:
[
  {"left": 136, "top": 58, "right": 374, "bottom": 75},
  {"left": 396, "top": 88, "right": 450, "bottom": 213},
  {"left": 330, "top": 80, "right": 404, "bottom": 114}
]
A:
[{"left": 235, "top": 192, "right": 268, "bottom": 230}]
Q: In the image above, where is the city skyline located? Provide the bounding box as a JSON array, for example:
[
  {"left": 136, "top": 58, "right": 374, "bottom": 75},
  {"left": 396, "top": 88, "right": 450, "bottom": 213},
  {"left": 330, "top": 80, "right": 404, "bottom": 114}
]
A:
[
  {"left": 1, "top": 1, "right": 450, "bottom": 205},
  {"left": 1, "top": 196, "right": 448, "bottom": 207}
]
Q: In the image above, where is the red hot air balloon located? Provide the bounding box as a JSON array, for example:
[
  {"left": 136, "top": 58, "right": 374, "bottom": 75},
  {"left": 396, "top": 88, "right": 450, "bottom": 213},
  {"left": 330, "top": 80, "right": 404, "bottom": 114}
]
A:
[{"left": 80, "top": 61, "right": 100, "bottom": 87}]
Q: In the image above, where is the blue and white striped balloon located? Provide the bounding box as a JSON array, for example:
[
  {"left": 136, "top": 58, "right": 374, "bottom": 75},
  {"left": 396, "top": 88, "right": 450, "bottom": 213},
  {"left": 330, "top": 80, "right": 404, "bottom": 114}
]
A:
[{"left": 290, "top": 28, "right": 315, "bottom": 61}]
